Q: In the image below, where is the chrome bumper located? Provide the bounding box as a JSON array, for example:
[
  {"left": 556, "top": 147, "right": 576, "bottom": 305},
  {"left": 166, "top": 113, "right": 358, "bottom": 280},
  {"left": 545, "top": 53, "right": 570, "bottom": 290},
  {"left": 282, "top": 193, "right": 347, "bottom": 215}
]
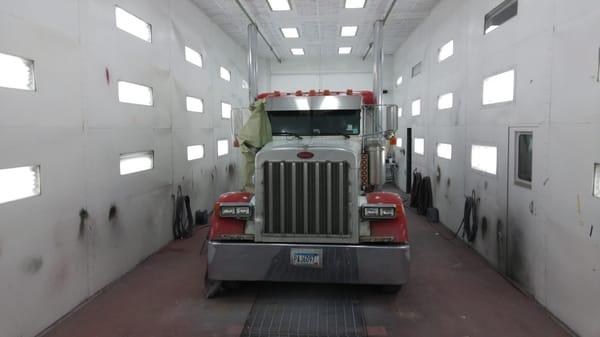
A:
[{"left": 207, "top": 241, "right": 410, "bottom": 286}]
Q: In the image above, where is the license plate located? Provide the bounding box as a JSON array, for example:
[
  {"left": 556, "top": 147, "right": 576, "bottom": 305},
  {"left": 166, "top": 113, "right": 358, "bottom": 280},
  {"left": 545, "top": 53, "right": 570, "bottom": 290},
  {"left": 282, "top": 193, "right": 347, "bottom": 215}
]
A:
[{"left": 290, "top": 248, "right": 322, "bottom": 268}]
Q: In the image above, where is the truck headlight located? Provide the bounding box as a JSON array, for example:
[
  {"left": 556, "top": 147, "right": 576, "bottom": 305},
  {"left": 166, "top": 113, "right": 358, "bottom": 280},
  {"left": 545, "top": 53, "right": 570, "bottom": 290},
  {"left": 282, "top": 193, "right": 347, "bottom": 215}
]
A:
[
  {"left": 361, "top": 205, "right": 396, "bottom": 219},
  {"left": 220, "top": 204, "right": 253, "bottom": 219}
]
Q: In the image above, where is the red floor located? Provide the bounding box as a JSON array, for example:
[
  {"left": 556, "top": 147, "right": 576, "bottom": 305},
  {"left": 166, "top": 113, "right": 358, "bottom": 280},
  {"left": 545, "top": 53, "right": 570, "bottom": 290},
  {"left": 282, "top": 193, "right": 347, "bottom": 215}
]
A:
[{"left": 43, "top": 209, "right": 570, "bottom": 337}]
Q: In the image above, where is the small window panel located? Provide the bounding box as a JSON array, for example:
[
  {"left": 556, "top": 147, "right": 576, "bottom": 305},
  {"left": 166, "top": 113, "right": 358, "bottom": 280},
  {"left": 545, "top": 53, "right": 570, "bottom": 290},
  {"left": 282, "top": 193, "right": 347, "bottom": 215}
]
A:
[
  {"left": 438, "top": 40, "right": 454, "bottom": 62},
  {"left": 411, "top": 99, "right": 421, "bottom": 116},
  {"left": 414, "top": 138, "right": 425, "bottom": 155},
  {"left": 396, "top": 76, "right": 403, "bottom": 87},
  {"left": 438, "top": 92, "right": 454, "bottom": 110},
  {"left": 115, "top": 6, "right": 152, "bottom": 42},
  {"left": 119, "top": 151, "right": 154, "bottom": 175},
  {"left": 184, "top": 46, "right": 203, "bottom": 68},
  {"left": 411, "top": 62, "right": 422, "bottom": 78},
  {"left": 291, "top": 48, "right": 305, "bottom": 56},
  {"left": 217, "top": 139, "right": 229, "bottom": 156},
  {"left": 396, "top": 137, "right": 403, "bottom": 148},
  {"left": 0, "top": 52, "right": 36, "bottom": 91},
  {"left": 340, "top": 26, "right": 358, "bottom": 37},
  {"left": 471, "top": 145, "right": 497, "bottom": 175},
  {"left": 398, "top": 107, "right": 403, "bottom": 117},
  {"left": 118, "top": 81, "right": 153, "bottom": 106},
  {"left": 437, "top": 143, "right": 452, "bottom": 160},
  {"left": 219, "top": 66, "right": 231, "bottom": 81},
  {"left": 484, "top": 0, "right": 518, "bottom": 34},
  {"left": 515, "top": 132, "right": 533, "bottom": 187},
  {"left": 267, "top": 0, "right": 291, "bottom": 11},
  {"left": 281, "top": 27, "right": 299, "bottom": 38},
  {"left": 187, "top": 145, "right": 205, "bottom": 161},
  {"left": 221, "top": 102, "right": 232, "bottom": 119},
  {"left": 186, "top": 96, "right": 204, "bottom": 113},
  {"left": 483, "top": 69, "right": 515, "bottom": 105},
  {"left": 338, "top": 47, "right": 352, "bottom": 55},
  {"left": 0, "top": 165, "right": 41, "bottom": 204},
  {"left": 594, "top": 164, "right": 600, "bottom": 198}
]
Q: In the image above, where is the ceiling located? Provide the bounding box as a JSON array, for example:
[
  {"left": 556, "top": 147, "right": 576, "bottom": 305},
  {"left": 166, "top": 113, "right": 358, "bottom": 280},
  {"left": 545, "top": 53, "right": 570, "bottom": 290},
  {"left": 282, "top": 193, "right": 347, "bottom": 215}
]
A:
[{"left": 192, "top": 0, "right": 440, "bottom": 61}]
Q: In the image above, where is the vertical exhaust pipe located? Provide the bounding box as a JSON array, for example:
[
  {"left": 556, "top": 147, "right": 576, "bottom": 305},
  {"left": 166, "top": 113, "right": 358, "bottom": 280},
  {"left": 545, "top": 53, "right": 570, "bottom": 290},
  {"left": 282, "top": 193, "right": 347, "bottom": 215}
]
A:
[
  {"left": 247, "top": 23, "right": 258, "bottom": 104},
  {"left": 373, "top": 20, "right": 384, "bottom": 105},
  {"left": 368, "top": 20, "right": 386, "bottom": 188}
]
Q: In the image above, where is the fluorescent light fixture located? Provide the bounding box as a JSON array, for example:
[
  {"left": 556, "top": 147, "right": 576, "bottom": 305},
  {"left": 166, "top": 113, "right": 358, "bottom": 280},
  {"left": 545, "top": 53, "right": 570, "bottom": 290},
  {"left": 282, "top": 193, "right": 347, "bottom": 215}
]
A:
[
  {"left": 594, "top": 164, "right": 600, "bottom": 198},
  {"left": 0, "top": 52, "right": 35, "bottom": 91},
  {"left": 291, "top": 48, "right": 305, "bottom": 56},
  {"left": 396, "top": 137, "right": 403, "bottom": 148},
  {"left": 338, "top": 47, "right": 352, "bottom": 55},
  {"left": 414, "top": 138, "right": 425, "bottom": 155},
  {"left": 345, "top": 0, "right": 366, "bottom": 8},
  {"left": 184, "top": 46, "right": 203, "bottom": 68},
  {"left": 219, "top": 66, "right": 231, "bottom": 82},
  {"left": 438, "top": 40, "right": 454, "bottom": 62},
  {"left": 267, "top": 0, "right": 291, "bottom": 11},
  {"left": 340, "top": 26, "right": 358, "bottom": 37},
  {"left": 119, "top": 151, "right": 154, "bottom": 175},
  {"left": 187, "top": 145, "right": 205, "bottom": 161},
  {"left": 0, "top": 165, "right": 41, "bottom": 204},
  {"left": 396, "top": 76, "right": 403, "bottom": 87},
  {"left": 411, "top": 99, "right": 421, "bottom": 116},
  {"left": 118, "top": 81, "right": 153, "bottom": 106},
  {"left": 471, "top": 145, "right": 497, "bottom": 175},
  {"left": 217, "top": 139, "right": 229, "bottom": 156},
  {"left": 281, "top": 27, "right": 299, "bottom": 38},
  {"left": 485, "top": 25, "right": 499, "bottom": 34},
  {"left": 437, "top": 143, "right": 453, "bottom": 160},
  {"left": 483, "top": 69, "right": 515, "bottom": 105},
  {"left": 186, "top": 96, "right": 204, "bottom": 113},
  {"left": 221, "top": 102, "right": 232, "bottom": 119},
  {"left": 398, "top": 107, "right": 403, "bottom": 117},
  {"left": 115, "top": 6, "right": 152, "bottom": 42},
  {"left": 438, "top": 92, "right": 454, "bottom": 110}
]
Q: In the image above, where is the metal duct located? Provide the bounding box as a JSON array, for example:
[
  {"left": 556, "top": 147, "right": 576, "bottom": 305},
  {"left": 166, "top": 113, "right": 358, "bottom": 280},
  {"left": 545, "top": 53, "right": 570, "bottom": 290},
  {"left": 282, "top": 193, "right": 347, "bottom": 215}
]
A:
[
  {"left": 373, "top": 20, "right": 384, "bottom": 105},
  {"left": 247, "top": 23, "right": 258, "bottom": 104}
]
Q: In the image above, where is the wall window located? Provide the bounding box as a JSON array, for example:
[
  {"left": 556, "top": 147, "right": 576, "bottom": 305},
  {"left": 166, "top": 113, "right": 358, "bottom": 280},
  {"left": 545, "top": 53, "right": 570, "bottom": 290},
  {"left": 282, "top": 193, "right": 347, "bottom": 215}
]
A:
[
  {"left": 217, "top": 139, "right": 229, "bottom": 156},
  {"left": 219, "top": 66, "right": 231, "bottom": 81},
  {"left": 118, "top": 81, "right": 153, "bottom": 106},
  {"left": 186, "top": 96, "right": 204, "bottom": 113},
  {"left": 0, "top": 52, "right": 36, "bottom": 91},
  {"left": 398, "top": 107, "right": 403, "bottom": 117},
  {"left": 396, "top": 137, "right": 403, "bottom": 148},
  {"left": 516, "top": 132, "right": 533, "bottom": 187},
  {"left": 187, "top": 145, "right": 205, "bottom": 161},
  {"left": 414, "top": 138, "right": 425, "bottom": 155},
  {"left": 411, "top": 62, "right": 422, "bottom": 78},
  {"left": 115, "top": 6, "right": 152, "bottom": 42},
  {"left": 437, "top": 143, "right": 452, "bottom": 160},
  {"left": 471, "top": 145, "right": 497, "bottom": 175},
  {"left": 411, "top": 99, "right": 421, "bottom": 116},
  {"left": 437, "top": 92, "right": 454, "bottom": 110},
  {"left": 396, "top": 76, "right": 403, "bottom": 86},
  {"left": 119, "top": 151, "right": 154, "bottom": 175},
  {"left": 594, "top": 164, "right": 600, "bottom": 198},
  {"left": 184, "top": 46, "right": 203, "bottom": 68},
  {"left": 484, "top": 0, "right": 518, "bottom": 34},
  {"left": 221, "top": 102, "right": 232, "bottom": 119},
  {"left": 0, "top": 165, "right": 41, "bottom": 204},
  {"left": 483, "top": 69, "right": 515, "bottom": 105},
  {"left": 438, "top": 40, "right": 454, "bottom": 62}
]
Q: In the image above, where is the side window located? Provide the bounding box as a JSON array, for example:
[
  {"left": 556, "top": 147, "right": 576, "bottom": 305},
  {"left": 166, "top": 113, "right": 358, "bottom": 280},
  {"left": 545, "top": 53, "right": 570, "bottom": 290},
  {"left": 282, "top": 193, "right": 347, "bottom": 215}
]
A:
[{"left": 515, "top": 132, "right": 532, "bottom": 187}]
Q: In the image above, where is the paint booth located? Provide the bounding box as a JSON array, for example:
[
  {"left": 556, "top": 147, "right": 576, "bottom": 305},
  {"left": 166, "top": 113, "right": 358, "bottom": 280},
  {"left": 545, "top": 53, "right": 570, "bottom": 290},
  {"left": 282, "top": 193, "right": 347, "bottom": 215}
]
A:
[{"left": 0, "top": 0, "right": 598, "bottom": 337}]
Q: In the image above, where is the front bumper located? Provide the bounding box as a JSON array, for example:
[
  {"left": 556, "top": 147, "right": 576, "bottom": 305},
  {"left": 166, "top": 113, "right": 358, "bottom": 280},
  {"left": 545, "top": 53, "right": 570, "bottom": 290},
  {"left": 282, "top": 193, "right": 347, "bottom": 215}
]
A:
[{"left": 207, "top": 241, "right": 410, "bottom": 286}]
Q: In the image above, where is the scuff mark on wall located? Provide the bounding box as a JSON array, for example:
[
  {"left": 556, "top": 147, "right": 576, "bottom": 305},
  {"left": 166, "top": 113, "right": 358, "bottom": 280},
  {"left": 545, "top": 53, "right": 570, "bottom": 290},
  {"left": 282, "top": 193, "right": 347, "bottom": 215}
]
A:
[
  {"left": 23, "top": 256, "right": 43, "bottom": 274},
  {"left": 576, "top": 195, "right": 585, "bottom": 227}
]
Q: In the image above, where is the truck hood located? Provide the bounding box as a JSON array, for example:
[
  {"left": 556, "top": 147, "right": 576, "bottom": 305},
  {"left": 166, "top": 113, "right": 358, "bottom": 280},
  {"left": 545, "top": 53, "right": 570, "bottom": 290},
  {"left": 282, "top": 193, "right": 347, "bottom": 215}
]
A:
[{"left": 256, "top": 138, "right": 362, "bottom": 169}]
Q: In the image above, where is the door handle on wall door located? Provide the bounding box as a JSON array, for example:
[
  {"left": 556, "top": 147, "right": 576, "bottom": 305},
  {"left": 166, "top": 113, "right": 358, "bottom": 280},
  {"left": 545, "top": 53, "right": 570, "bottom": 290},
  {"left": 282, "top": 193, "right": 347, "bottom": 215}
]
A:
[{"left": 529, "top": 201, "right": 535, "bottom": 215}]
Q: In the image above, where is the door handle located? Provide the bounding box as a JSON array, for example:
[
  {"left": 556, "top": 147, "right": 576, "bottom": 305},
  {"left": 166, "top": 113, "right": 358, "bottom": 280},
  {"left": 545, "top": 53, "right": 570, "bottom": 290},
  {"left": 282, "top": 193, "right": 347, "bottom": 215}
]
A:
[{"left": 529, "top": 201, "right": 535, "bottom": 215}]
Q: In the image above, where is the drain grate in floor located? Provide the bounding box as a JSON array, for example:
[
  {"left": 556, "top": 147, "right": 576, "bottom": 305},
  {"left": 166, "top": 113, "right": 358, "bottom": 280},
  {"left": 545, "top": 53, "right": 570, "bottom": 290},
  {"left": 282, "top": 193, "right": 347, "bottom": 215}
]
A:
[{"left": 241, "top": 283, "right": 367, "bottom": 337}]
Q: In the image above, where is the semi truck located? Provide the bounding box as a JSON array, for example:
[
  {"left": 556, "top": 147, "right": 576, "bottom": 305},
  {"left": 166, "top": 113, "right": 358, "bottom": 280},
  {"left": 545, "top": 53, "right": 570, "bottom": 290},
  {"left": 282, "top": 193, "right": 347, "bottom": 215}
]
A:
[{"left": 204, "top": 90, "right": 410, "bottom": 298}]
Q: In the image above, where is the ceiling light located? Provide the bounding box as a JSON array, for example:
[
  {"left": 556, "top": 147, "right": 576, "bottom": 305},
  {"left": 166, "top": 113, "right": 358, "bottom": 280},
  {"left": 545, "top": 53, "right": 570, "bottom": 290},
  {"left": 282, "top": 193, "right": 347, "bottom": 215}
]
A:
[
  {"left": 345, "top": 0, "right": 366, "bottom": 9},
  {"left": 338, "top": 47, "right": 352, "bottom": 55},
  {"left": 291, "top": 48, "right": 305, "bottom": 56},
  {"left": 281, "top": 27, "right": 299, "bottom": 38},
  {"left": 340, "top": 26, "right": 358, "bottom": 37},
  {"left": 267, "top": 0, "right": 291, "bottom": 11}
]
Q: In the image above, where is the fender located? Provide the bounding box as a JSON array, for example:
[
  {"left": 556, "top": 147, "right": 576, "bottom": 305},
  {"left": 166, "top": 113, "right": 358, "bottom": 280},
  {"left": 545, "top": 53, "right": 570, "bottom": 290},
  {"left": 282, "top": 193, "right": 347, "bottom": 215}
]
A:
[
  {"left": 366, "top": 192, "right": 409, "bottom": 243},
  {"left": 208, "top": 192, "right": 253, "bottom": 241}
]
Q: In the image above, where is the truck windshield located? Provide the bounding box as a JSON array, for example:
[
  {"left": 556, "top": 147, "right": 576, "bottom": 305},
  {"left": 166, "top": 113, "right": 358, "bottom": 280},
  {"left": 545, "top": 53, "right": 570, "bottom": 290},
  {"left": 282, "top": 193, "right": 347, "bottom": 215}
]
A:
[{"left": 268, "top": 109, "right": 360, "bottom": 136}]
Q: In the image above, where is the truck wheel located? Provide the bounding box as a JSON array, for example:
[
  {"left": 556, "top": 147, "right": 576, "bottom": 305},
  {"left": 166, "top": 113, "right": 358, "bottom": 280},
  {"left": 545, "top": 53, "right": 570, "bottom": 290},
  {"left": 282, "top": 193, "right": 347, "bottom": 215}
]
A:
[{"left": 379, "top": 285, "right": 403, "bottom": 294}]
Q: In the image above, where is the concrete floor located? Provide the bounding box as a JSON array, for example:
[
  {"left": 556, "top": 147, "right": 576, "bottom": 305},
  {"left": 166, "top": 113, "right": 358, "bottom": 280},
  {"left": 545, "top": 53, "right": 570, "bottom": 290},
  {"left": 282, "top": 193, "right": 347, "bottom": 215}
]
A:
[{"left": 43, "top": 209, "right": 570, "bottom": 337}]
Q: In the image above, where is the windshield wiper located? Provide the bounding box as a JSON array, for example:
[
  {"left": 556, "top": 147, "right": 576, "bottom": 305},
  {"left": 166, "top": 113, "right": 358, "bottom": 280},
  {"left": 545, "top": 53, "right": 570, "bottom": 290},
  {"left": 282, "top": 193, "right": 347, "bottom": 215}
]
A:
[{"left": 276, "top": 132, "right": 304, "bottom": 140}]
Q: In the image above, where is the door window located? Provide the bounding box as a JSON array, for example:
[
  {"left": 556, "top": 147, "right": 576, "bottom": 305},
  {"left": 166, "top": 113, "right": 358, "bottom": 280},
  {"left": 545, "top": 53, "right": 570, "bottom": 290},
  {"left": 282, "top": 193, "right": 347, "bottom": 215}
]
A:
[{"left": 515, "top": 132, "right": 532, "bottom": 187}]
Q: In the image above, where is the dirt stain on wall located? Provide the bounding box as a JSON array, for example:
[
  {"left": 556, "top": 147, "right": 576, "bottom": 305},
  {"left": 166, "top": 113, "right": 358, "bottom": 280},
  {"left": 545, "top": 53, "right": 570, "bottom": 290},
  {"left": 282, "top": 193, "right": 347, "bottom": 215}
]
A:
[{"left": 23, "top": 256, "right": 43, "bottom": 274}]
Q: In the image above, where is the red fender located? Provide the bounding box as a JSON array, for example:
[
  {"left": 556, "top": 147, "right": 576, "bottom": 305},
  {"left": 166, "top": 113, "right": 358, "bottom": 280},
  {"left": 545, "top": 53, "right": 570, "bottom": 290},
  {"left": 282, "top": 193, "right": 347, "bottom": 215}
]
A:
[
  {"left": 366, "top": 192, "right": 409, "bottom": 243},
  {"left": 208, "top": 192, "right": 253, "bottom": 241}
]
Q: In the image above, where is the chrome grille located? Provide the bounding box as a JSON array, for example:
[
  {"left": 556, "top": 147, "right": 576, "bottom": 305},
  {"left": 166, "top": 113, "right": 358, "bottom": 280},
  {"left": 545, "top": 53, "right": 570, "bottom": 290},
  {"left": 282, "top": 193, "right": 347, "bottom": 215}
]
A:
[{"left": 263, "top": 161, "right": 350, "bottom": 236}]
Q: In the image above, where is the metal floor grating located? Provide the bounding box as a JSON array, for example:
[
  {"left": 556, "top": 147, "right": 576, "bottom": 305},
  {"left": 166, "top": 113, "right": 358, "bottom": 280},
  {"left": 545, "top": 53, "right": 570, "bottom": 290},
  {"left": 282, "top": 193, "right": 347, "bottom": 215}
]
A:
[{"left": 241, "top": 284, "right": 367, "bottom": 337}]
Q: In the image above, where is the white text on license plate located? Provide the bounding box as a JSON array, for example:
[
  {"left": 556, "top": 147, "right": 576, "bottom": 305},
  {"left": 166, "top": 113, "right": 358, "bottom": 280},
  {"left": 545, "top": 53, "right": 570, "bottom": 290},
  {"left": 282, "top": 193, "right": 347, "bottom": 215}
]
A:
[{"left": 290, "top": 248, "right": 322, "bottom": 268}]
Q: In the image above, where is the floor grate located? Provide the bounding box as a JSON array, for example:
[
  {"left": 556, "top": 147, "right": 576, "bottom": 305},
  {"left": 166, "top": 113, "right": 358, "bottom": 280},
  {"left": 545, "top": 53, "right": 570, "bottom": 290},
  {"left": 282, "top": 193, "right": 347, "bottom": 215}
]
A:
[{"left": 241, "top": 284, "right": 367, "bottom": 337}]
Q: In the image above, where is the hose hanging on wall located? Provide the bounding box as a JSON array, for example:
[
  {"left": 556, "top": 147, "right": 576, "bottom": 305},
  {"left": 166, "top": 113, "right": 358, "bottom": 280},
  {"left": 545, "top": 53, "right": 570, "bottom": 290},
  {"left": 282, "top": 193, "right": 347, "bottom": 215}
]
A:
[
  {"left": 458, "top": 191, "right": 480, "bottom": 243},
  {"left": 173, "top": 186, "right": 194, "bottom": 240}
]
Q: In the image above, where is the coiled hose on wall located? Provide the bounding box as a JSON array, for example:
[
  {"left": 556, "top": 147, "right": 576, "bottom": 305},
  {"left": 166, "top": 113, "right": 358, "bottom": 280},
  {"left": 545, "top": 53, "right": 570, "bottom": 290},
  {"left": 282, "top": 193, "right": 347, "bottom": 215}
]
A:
[
  {"left": 457, "top": 191, "right": 480, "bottom": 243},
  {"left": 173, "top": 186, "right": 194, "bottom": 240}
]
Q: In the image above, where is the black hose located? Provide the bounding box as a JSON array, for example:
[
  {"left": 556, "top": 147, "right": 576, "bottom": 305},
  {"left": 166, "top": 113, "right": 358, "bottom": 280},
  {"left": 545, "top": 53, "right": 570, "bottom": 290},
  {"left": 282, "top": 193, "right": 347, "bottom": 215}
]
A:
[
  {"left": 459, "top": 191, "right": 479, "bottom": 243},
  {"left": 173, "top": 186, "right": 194, "bottom": 240}
]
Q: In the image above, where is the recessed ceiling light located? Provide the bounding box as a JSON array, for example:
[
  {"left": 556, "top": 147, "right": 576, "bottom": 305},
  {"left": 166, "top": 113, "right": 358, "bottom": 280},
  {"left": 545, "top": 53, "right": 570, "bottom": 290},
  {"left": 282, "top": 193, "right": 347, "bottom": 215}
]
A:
[
  {"left": 338, "top": 47, "right": 352, "bottom": 55},
  {"left": 340, "top": 26, "right": 358, "bottom": 37},
  {"left": 345, "top": 0, "right": 366, "bottom": 9},
  {"left": 281, "top": 27, "right": 299, "bottom": 38},
  {"left": 291, "top": 48, "right": 305, "bottom": 56},
  {"left": 267, "top": 0, "right": 291, "bottom": 11}
]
